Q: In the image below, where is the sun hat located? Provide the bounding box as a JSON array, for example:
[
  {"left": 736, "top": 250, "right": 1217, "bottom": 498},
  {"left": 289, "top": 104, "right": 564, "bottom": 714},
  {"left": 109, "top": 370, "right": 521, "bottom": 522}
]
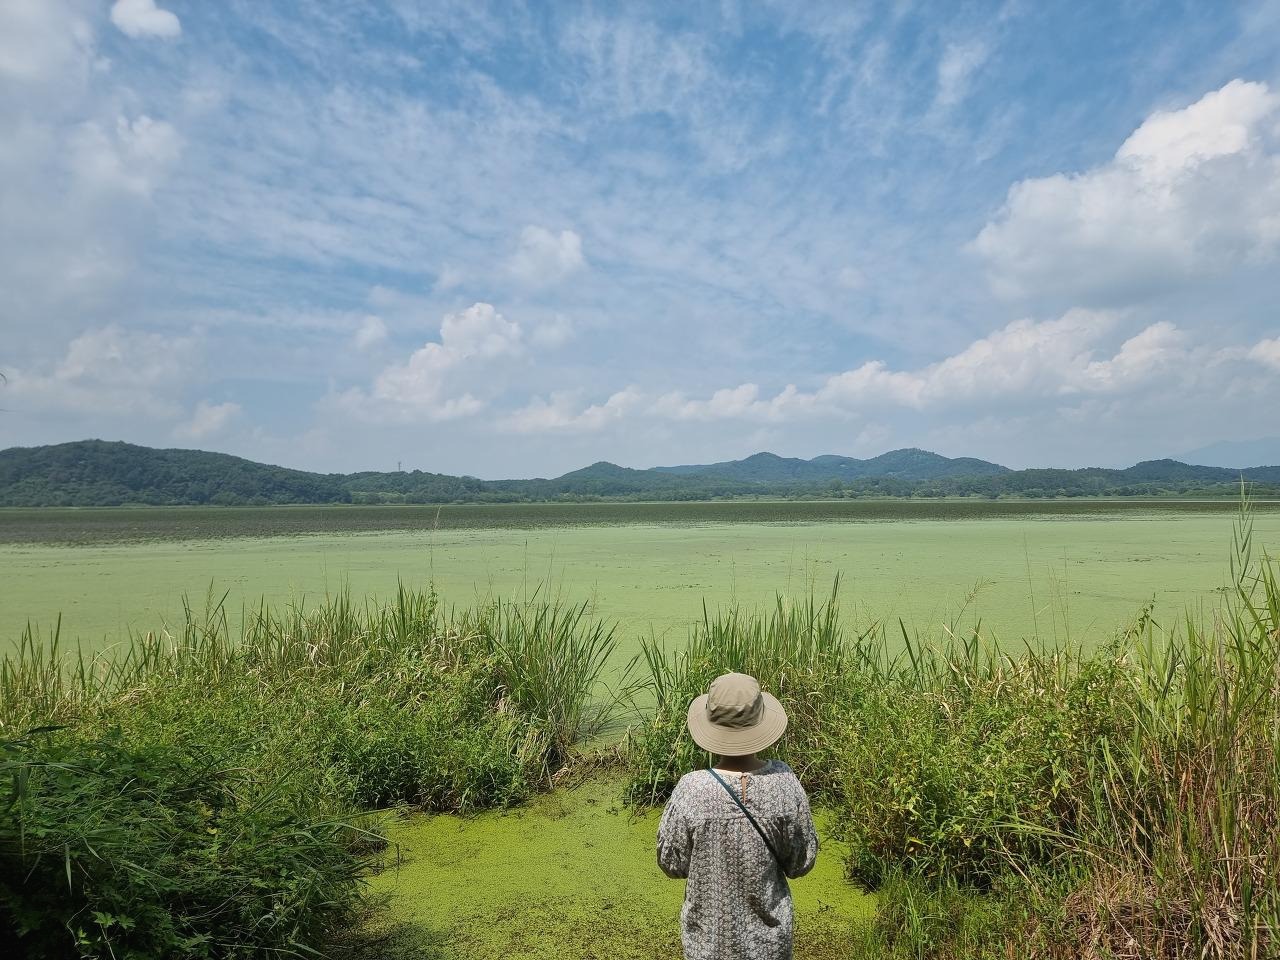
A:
[{"left": 686, "top": 672, "right": 788, "bottom": 756}]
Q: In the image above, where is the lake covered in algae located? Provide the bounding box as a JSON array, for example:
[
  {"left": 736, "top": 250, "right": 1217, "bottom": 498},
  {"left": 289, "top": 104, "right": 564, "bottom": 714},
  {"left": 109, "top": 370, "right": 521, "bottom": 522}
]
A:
[
  {"left": 4, "top": 500, "right": 1279, "bottom": 657},
  {"left": 347, "top": 774, "right": 872, "bottom": 960}
]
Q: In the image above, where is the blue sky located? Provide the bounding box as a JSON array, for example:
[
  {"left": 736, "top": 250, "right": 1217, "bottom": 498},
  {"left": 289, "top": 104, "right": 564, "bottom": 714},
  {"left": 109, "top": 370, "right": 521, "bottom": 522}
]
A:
[{"left": 3, "top": 0, "right": 1279, "bottom": 477}]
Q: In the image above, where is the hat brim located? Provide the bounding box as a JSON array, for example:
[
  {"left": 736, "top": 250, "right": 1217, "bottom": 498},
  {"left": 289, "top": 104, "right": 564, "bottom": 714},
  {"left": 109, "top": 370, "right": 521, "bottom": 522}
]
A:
[{"left": 686, "top": 691, "right": 788, "bottom": 755}]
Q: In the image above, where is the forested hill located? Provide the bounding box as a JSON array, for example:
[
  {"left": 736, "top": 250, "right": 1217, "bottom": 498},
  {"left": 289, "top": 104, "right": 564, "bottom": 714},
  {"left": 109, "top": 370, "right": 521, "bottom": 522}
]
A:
[
  {"left": 653, "top": 449, "right": 1010, "bottom": 481},
  {"left": 2, "top": 440, "right": 1280, "bottom": 506}
]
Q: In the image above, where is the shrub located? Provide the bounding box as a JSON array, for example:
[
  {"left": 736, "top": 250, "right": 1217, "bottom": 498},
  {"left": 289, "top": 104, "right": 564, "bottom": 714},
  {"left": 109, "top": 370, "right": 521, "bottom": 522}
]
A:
[
  {"left": 0, "top": 730, "right": 368, "bottom": 959},
  {"left": 832, "top": 647, "right": 1128, "bottom": 888}
]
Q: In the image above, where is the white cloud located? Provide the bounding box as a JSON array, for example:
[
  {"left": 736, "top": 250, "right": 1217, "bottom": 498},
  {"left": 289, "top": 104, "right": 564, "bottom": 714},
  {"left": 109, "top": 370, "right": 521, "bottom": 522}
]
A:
[
  {"left": 653, "top": 383, "right": 814, "bottom": 422},
  {"left": 5, "top": 325, "right": 200, "bottom": 417},
  {"left": 973, "top": 79, "right": 1280, "bottom": 305},
  {"left": 935, "top": 40, "right": 989, "bottom": 109},
  {"left": 497, "top": 310, "right": 1213, "bottom": 433},
  {"left": 69, "top": 114, "right": 182, "bottom": 196},
  {"left": 502, "top": 387, "right": 642, "bottom": 433},
  {"left": 439, "top": 302, "right": 522, "bottom": 357},
  {"left": 529, "top": 314, "right": 575, "bottom": 347},
  {"left": 353, "top": 315, "right": 388, "bottom": 350},
  {"left": 434, "top": 263, "right": 465, "bottom": 291},
  {"left": 814, "top": 311, "right": 1129, "bottom": 409},
  {"left": 110, "top": 0, "right": 181, "bottom": 39},
  {"left": 336, "top": 302, "right": 521, "bottom": 421},
  {"left": 1249, "top": 337, "right": 1280, "bottom": 370},
  {"left": 0, "top": 0, "right": 94, "bottom": 83},
  {"left": 176, "top": 400, "right": 241, "bottom": 439},
  {"left": 560, "top": 16, "right": 712, "bottom": 119},
  {"left": 0, "top": 0, "right": 182, "bottom": 338},
  {"left": 509, "top": 226, "right": 586, "bottom": 286},
  {"left": 1078, "top": 322, "right": 1186, "bottom": 390}
]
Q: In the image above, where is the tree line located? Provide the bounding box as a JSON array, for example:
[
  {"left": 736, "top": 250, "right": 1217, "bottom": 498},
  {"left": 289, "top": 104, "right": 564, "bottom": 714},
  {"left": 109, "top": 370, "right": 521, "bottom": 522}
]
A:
[{"left": 2, "top": 440, "right": 1277, "bottom": 507}]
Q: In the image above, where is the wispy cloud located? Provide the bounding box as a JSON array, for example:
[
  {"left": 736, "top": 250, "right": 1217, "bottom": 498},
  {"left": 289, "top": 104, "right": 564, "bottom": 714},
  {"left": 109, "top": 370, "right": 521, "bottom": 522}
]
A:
[
  {"left": 176, "top": 399, "right": 241, "bottom": 439},
  {"left": 1, "top": 2, "right": 1277, "bottom": 474}
]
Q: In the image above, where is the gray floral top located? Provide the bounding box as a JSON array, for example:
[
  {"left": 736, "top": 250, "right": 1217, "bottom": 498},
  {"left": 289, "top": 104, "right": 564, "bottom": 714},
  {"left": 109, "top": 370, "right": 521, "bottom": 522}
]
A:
[{"left": 657, "top": 760, "right": 819, "bottom": 960}]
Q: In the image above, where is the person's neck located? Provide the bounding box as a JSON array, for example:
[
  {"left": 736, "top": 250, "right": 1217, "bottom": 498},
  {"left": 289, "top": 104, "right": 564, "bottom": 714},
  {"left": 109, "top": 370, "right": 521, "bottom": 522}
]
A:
[{"left": 714, "top": 754, "right": 767, "bottom": 773}]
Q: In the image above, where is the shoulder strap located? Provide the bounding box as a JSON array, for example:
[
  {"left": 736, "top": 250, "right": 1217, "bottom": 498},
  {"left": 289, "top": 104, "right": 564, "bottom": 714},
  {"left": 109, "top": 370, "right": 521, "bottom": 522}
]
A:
[{"left": 708, "top": 768, "right": 782, "bottom": 865}]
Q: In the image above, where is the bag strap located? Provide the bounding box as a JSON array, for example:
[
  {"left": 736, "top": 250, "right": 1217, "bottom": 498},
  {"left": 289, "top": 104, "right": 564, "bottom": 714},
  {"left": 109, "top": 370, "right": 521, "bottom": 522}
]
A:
[{"left": 708, "top": 767, "right": 783, "bottom": 866}]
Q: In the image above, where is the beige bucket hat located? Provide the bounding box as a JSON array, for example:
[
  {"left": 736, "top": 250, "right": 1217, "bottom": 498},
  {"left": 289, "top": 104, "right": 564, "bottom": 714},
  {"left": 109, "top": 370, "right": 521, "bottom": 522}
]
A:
[{"left": 686, "top": 672, "right": 788, "bottom": 755}]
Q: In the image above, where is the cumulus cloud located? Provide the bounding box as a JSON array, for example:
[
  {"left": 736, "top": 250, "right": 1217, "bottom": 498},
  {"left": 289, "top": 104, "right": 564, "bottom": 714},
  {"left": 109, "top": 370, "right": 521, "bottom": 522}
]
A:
[
  {"left": 652, "top": 383, "right": 813, "bottom": 422},
  {"left": 1249, "top": 337, "right": 1280, "bottom": 371},
  {"left": 5, "top": 325, "right": 200, "bottom": 417},
  {"left": 176, "top": 400, "right": 241, "bottom": 439},
  {"left": 502, "top": 387, "right": 642, "bottom": 433},
  {"left": 973, "top": 79, "right": 1280, "bottom": 305},
  {"left": 812, "top": 311, "right": 1135, "bottom": 409},
  {"left": 509, "top": 226, "right": 586, "bottom": 286},
  {"left": 336, "top": 302, "right": 521, "bottom": 421},
  {"left": 110, "top": 0, "right": 181, "bottom": 39},
  {"left": 499, "top": 311, "right": 1219, "bottom": 433}
]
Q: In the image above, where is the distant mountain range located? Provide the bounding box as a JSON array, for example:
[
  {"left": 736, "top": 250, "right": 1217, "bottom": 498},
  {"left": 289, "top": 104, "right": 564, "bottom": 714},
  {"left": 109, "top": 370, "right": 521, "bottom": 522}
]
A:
[
  {"left": 2, "top": 440, "right": 1279, "bottom": 507},
  {"left": 652, "top": 449, "right": 1010, "bottom": 482}
]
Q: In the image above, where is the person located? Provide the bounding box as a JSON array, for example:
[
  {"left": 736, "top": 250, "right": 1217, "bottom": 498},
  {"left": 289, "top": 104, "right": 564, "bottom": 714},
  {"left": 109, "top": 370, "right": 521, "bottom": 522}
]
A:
[{"left": 656, "top": 672, "right": 819, "bottom": 960}]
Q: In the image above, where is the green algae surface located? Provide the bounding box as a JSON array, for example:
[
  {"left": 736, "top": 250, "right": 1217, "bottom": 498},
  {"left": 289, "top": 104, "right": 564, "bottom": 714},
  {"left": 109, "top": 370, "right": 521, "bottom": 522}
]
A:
[
  {"left": 6, "top": 501, "right": 1279, "bottom": 658},
  {"left": 352, "top": 774, "right": 872, "bottom": 960}
]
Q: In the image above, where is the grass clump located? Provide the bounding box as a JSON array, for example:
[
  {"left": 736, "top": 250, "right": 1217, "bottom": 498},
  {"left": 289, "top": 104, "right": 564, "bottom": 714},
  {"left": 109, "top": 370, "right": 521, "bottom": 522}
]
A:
[
  {"left": 0, "top": 584, "right": 617, "bottom": 959},
  {"left": 624, "top": 578, "right": 871, "bottom": 804},
  {"left": 1055, "top": 503, "right": 1280, "bottom": 958}
]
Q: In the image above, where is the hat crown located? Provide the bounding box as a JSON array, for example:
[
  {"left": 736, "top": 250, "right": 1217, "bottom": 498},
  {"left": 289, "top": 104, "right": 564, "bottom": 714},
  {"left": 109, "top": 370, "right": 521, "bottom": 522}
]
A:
[{"left": 706, "top": 672, "right": 764, "bottom": 729}]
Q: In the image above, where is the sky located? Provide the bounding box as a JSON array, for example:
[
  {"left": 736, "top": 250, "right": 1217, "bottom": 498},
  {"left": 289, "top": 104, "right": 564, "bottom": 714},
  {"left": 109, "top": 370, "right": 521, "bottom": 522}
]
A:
[{"left": 2, "top": 0, "right": 1279, "bottom": 478}]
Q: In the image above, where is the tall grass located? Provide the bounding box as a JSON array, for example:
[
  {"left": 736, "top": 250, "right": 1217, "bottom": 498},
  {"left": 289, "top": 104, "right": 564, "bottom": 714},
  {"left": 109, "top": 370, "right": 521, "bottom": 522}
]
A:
[
  {"left": 624, "top": 576, "right": 881, "bottom": 803},
  {"left": 0, "top": 583, "right": 618, "bottom": 958},
  {"left": 1063, "top": 499, "right": 1280, "bottom": 958},
  {"left": 454, "top": 591, "right": 620, "bottom": 777},
  {"left": 627, "top": 498, "right": 1280, "bottom": 958}
]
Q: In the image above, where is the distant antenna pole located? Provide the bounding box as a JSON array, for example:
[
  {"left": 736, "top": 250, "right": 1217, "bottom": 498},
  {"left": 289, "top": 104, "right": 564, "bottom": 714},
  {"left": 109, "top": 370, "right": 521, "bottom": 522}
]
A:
[{"left": 397, "top": 460, "right": 402, "bottom": 472}]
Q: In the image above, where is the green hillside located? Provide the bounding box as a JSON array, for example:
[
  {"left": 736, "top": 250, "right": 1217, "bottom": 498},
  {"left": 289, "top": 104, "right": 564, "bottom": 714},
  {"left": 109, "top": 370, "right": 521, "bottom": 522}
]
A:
[
  {"left": 653, "top": 448, "right": 1010, "bottom": 481},
  {"left": 2, "top": 440, "right": 1279, "bottom": 507},
  {"left": 0, "top": 440, "right": 351, "bottom": 506}
]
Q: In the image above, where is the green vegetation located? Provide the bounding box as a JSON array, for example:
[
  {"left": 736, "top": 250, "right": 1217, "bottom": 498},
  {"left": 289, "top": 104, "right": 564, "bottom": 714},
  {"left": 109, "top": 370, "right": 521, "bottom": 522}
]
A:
[
  {"left": 4, "top": 497, "right": 1273, "bottom": 547},
  {"left": 0, "top": 588, "right": 617, "bottom": 958},
  {"left": 7, "top": 501, "right": 1279, "bottom": 662},
  {"left": 1, "top": 731, "right": 368, "bottom": 959},
  {"left": 4, "top": 439, "right": 1279, "bottom": 507},
  {"left": 3, "top": 502, "right": 1279, "bottom": 958},
  {"left": 624, "top": 502, "right": 1280, "bottom": 958},
  {"left": 349, "top": 774, "right": 873, "bottom": 960}
]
